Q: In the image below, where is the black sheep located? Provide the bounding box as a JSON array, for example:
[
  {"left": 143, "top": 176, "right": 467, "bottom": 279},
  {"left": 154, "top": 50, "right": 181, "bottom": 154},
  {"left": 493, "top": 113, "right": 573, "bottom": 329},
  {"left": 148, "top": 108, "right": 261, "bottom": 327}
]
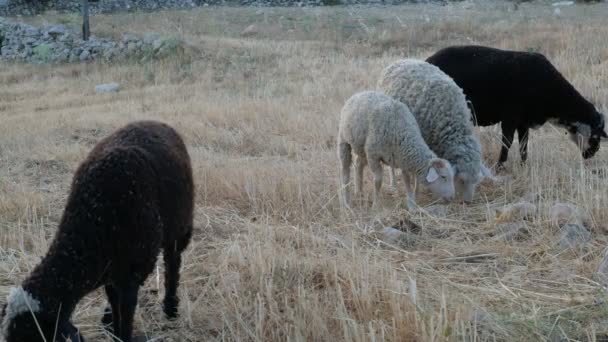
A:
[
  {"left": 1, "top": 121, "right": 194, "bottom": 342},
  {"left": 426, "top": 45, "right": 607, "bottom": 168}
]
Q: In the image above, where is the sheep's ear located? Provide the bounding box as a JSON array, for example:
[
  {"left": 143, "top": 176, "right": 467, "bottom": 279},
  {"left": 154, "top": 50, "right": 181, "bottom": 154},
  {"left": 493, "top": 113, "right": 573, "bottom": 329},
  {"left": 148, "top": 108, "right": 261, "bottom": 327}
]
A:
[{"left": 426, "top": 167, "right": 439, "bottom": 183}]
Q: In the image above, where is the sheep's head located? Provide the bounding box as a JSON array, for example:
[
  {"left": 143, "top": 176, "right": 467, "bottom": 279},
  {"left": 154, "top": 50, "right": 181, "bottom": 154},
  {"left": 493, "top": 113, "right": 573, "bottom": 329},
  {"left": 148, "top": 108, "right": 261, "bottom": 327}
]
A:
[
  {"left": 453, "top": 162, "right": 484, "bottom": 203},
  {"left": 421, "top": 158, "right": 455, "bottom": 202},
  {"left": 1, "top": 287, "right": 84, "bottom": 342},
  {"left": 568, "top": 114, "right": 607, "bottom": 159}
]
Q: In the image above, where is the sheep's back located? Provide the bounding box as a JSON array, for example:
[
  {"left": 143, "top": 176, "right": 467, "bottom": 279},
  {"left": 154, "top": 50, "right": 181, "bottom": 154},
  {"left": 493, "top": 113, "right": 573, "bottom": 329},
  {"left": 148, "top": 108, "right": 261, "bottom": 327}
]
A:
[
  {"left": 339, "top": 91, "right": 423, "bottom": 156},
  {"left": 90, "top": 121, "right": 194, "bottom": 243},
  {"left": 378, "top": 59, "right": 475, "bottom": 158},
  {"left": 53, "top": 121, "right": 193, "bottom": 285}
]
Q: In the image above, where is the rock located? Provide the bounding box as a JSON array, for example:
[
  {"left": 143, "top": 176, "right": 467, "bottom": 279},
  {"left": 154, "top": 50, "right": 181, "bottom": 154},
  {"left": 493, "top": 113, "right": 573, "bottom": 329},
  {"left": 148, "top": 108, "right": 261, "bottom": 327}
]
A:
[
  {"left": 95, "top": 82, "right": 121, "bottom": 93},
  {"left": 379, "top": 218, "right": 421, "bottom": 247},
  {"left": 58, "top": 32, "right": 73, "bottom": 43},
  {"left": 549, "top": 203, "right": 586, "bottom": 226},
  {"left": 102, "top": 47, "right": 117, "bottom": 60},
  {"left": 47, "top": 25, "right": 67, "bottom": 39},
  {"left": 127, "top": 42, "right": 138, "bottom": 53},
  {"left": 557, "top": 223, "right": 591, "bottom": 250},
  {"left": 241, "top": 24, "right": 259, "bottom": 37},
  {"left": 153, "top": 38, "right": 164, "bottom": 51},
  {"left": 379, "top": 227, "right": 406, "bottom": 245},
  {"left": 122, "top": 33, "right": 138, "bottom": 43},
  {"left": 68, "top": 52, "right": 79, "bottom": 63},
  {"left": 24, "top": 27, "right": 40, "bottom": 37},
  {"left": 79, "top": 49, "right": 91, "bottom": 61},
  {"left": 51, "top": 48, "right": 70, "bottom": 63},
  {"left": 495, "top": 201, "right": 536, "bottom": 223}
]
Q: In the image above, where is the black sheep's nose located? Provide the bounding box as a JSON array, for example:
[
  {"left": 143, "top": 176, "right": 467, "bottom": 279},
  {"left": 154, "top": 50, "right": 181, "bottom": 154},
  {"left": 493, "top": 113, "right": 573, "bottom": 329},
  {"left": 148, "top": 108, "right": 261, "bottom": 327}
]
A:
[{"left": 583, "top": 139, "right": 600, "bottom": 159}]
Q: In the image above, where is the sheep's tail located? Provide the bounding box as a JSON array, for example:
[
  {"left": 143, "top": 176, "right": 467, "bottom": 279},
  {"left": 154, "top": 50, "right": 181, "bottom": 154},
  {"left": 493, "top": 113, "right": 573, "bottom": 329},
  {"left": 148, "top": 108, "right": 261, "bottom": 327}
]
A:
[{"left": 338, "top": 141, "right": 352, "bottom": 209}]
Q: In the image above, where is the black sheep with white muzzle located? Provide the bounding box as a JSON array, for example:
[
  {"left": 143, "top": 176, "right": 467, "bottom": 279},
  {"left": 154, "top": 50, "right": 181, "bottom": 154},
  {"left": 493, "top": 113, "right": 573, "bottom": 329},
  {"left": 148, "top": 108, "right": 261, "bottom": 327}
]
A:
[
  {"left": 1, "top": 120, "right": 194, "bottom": 342},
  {"left": 426, "top": 45, "right": 607, "bottom": 168}
]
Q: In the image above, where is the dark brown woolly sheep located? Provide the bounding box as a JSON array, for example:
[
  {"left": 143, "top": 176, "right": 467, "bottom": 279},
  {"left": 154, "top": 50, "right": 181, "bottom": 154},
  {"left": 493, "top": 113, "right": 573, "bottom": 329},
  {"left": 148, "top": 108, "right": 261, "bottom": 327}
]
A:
[
  {"left": 426, "top": 45, "right": 607, "bottom": 168},
  {"left": 1, "top": 121, "right": 194, "bottom": 342}
]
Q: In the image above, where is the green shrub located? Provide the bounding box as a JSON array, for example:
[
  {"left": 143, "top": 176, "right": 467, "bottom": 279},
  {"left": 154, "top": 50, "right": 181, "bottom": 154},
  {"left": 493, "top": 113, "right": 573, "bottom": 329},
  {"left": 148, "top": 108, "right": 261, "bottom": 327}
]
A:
[{"left": 33, "top": 43, "right": 52, "bottom": 63}]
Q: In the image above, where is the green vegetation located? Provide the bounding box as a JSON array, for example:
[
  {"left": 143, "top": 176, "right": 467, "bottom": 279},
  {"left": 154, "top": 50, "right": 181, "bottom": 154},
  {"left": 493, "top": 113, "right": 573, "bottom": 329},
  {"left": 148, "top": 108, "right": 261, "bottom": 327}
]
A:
[{"left": 33, "top": 43, "right": 52, "bottom": 63}]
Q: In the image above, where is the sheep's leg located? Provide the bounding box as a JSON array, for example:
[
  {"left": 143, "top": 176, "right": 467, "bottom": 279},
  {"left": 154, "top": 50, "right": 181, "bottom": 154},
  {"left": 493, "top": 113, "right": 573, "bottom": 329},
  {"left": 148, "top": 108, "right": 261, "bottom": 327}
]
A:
[
  {"left": 115, "top": 282, "right": 140, "bottom": 342},
  {"left": 163, "top": 248, "right": 182, "bottom": 319},
  {"left": 498, "top": 123, "right": 516, "bottom": 169},
  {"left": 338, "top": 142, "right": 352, "bottom": 208},
  {"left": 354, "top": 155, "right": 367, "bottom": 196},
  {"left": 517, "top": 126, "right": 529, "bottom": 163},
  {"left": 402, "top": 171, "right": 416, "bottom": 210},
  {"left": 163, "top": 230, "right": 191, "bottom": 319},
  {"left": 368, "top": 158, "right": 383, "bottom": 209},
  {"left": 102, "top": 284, "right": 119, "bottom": 333}
]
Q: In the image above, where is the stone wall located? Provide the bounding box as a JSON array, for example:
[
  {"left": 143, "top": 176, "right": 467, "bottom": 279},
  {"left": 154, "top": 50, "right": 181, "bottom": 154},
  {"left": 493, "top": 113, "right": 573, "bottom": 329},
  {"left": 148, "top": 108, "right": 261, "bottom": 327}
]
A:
[
  {"left": 1, "top": 0, "right": 605, "bottom": 16},
  {"left": 0, "top": 0, "right": 449, "bottom": 16},
  {"left": 0, "top": 18, "right": 187, "bottom": 63}
]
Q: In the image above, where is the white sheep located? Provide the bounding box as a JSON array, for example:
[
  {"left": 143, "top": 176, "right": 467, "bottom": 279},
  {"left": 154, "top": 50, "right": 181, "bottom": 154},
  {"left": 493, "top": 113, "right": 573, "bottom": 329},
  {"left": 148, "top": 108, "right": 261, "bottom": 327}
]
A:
[
  {"left": 338, "top": 91, "right": 455, "bottom": 209},
  {"left": 378, "top": 59, "right": 484, "bottom": 202}
]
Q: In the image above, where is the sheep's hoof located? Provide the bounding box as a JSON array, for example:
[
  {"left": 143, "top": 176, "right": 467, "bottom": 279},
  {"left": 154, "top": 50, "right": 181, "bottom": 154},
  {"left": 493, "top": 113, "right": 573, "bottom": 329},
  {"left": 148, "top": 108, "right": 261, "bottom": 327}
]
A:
[
  {"left": 494, "top": 163, "right": 507, "bottom": 174},
  {"left": 163, "top": 299, "right": 179, "bottom": 319}
]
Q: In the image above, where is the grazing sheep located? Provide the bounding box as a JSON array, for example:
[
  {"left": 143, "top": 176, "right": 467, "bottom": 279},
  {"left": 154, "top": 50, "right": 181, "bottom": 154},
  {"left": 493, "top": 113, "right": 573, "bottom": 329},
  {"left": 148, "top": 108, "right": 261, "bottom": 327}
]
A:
[
  {"left": 1, "top": 121, "right": 194, "bottom": 342},
  {"left": 338, "top": 91, "right": 455, "bottom": 209},
  {"left": 426, "top": 45, "right": 607, "bottom": 167},
  {"left": 378, "top": 59, "right": 484, "bottom": 202}
]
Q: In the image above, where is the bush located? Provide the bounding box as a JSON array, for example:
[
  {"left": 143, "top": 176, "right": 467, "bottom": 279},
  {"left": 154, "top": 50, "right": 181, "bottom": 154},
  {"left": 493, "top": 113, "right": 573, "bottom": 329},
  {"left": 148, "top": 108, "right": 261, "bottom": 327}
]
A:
[{"left": 33, "top": 43, "right": 52, "bottom": 63}]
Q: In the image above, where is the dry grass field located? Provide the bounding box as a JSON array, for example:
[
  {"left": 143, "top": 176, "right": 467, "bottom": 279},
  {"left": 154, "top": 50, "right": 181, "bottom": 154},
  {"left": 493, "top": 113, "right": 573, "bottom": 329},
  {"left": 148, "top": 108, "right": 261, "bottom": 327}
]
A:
[{"left": 2, "top": 1, "right": 608, "bottom": 340}]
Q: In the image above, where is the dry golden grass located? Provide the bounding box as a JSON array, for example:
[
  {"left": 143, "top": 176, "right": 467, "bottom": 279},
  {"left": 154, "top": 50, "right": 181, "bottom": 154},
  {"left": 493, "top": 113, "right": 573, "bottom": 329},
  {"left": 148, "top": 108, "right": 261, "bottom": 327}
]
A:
[{"left": 2, "top": 1, "right": 608, "bottom": 340}]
